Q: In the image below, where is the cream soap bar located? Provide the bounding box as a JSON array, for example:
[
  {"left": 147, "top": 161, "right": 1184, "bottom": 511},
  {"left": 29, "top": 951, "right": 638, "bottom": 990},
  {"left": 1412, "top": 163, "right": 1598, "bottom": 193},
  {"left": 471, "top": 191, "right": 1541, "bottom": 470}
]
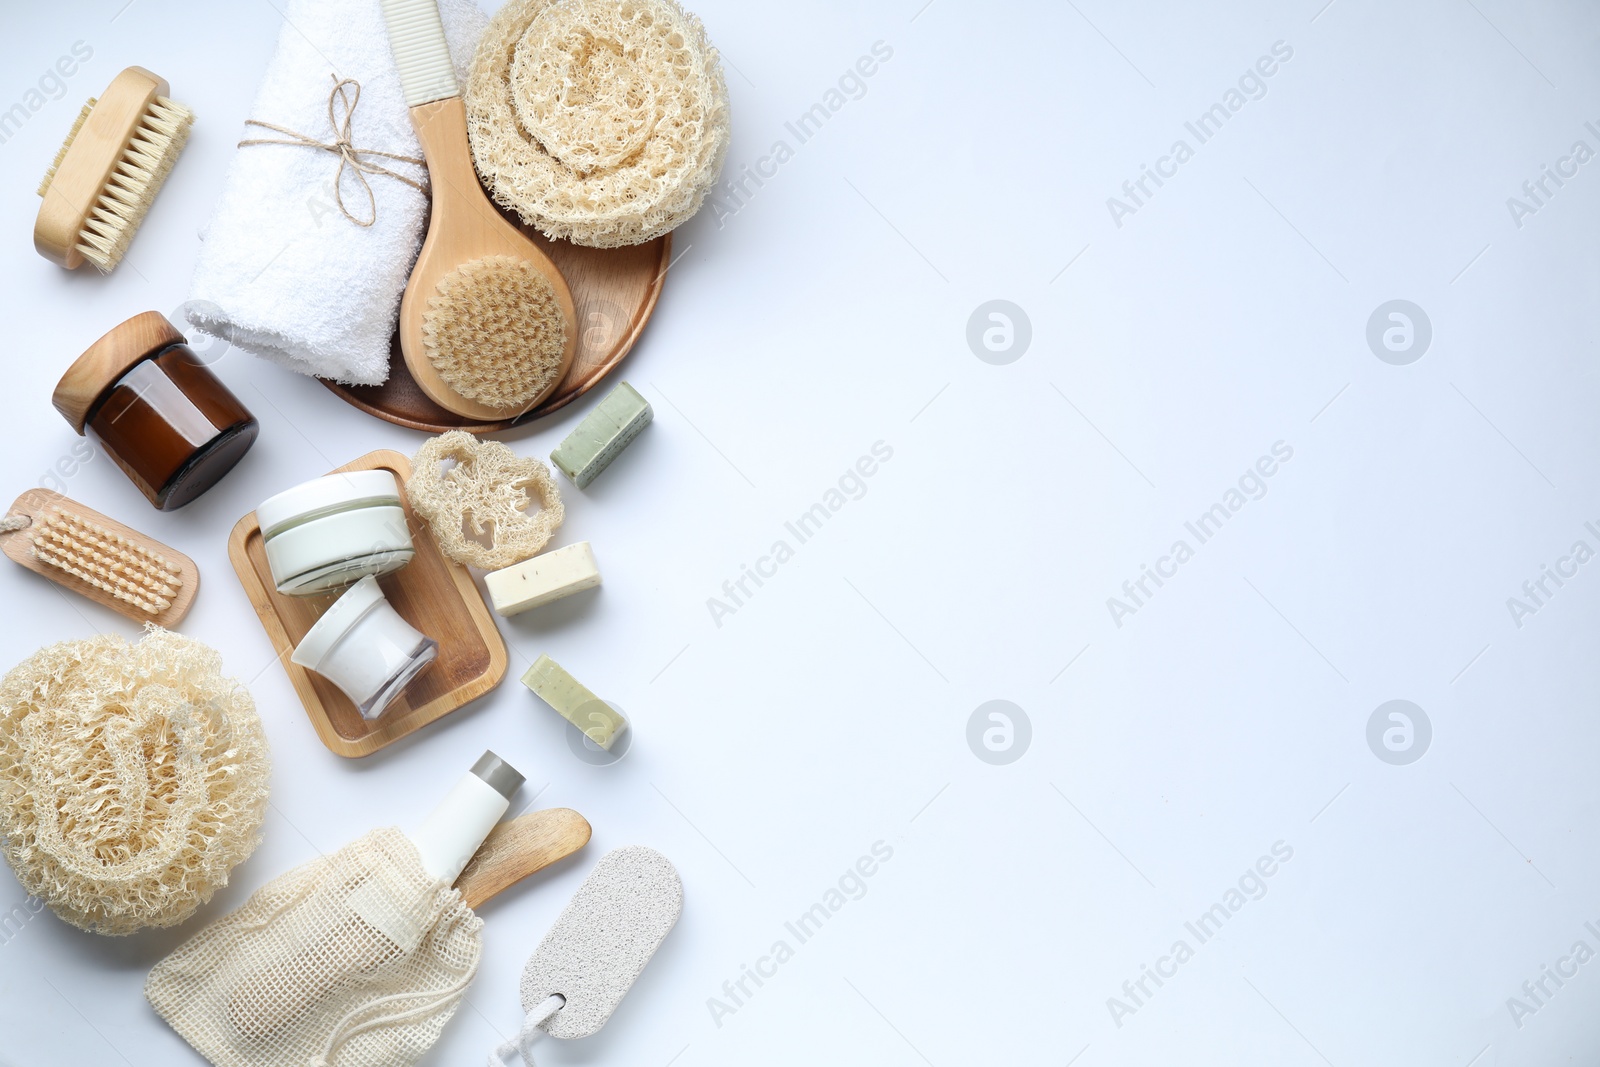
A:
[
  {"left": 485, "top": 542, "right": 600, "bottom": 617},
  {"left": 521, "top": 654, "right": 628, "bottom": 750},
  {"left": 550, "top": 381, "right": 651, "bottom": 489}
]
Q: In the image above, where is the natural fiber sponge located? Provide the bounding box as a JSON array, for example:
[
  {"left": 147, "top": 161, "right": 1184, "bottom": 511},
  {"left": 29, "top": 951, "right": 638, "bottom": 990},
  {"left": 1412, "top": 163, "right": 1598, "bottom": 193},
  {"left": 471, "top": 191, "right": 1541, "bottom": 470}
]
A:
[
  {"left": 0, "top": 628, "right": 270, "bottom": 935},
  {"left": 465, "top": 0, "right": 731, "bottom": 247},
  {"left": 423, "top": 255, "right": 569, "bottom": 411},
  {"left": 409, "top": 431, "right": 565, "bottom": 570}
]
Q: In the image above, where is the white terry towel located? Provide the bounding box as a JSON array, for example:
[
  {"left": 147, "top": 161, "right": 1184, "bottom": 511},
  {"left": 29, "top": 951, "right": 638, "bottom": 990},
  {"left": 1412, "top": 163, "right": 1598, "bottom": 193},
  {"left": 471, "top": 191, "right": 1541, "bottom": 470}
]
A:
[{"left": 188, "top": 0, "right": 487, "bottom": 386}]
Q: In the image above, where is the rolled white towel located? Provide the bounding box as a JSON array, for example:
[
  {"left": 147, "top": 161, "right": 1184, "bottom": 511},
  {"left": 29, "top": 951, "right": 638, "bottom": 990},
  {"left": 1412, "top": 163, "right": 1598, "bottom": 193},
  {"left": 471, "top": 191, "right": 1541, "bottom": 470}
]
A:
[{"left": 188, "top": 0, "right": 486, "bottom": 386}]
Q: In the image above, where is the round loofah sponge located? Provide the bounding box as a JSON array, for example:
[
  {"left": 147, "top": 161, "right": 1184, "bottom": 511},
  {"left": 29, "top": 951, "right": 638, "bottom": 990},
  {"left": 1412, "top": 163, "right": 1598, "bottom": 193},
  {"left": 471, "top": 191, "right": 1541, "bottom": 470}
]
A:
[
  {"left": 466, "top": 0, "right": 731, "bottom": 247},
  {"left": 409, "top": 431, "right": 565, "bottom": 570},
  {"left": 0, "top": 628, "right": 270, "bottom": 935},
  {"left": 423, "top": 255, "right": 570, "bottom": 411}
]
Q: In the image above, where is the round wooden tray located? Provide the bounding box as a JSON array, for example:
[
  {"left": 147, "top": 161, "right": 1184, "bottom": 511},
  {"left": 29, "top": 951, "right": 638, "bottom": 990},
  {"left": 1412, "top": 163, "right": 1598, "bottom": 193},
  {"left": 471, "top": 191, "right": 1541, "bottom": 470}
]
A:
[{"left": 323, "top": 226, "right": 670, "bottom": 434}]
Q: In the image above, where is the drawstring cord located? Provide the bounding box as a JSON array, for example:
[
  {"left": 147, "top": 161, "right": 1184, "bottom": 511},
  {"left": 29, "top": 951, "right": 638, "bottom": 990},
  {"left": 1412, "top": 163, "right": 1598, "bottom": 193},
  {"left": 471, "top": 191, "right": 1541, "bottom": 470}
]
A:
[
  {"left": 313, "top": 954, "right": 481, "bottom": 1067},
  {"left": 489, "top": 994, "right": 565, "bottom": 1067}
]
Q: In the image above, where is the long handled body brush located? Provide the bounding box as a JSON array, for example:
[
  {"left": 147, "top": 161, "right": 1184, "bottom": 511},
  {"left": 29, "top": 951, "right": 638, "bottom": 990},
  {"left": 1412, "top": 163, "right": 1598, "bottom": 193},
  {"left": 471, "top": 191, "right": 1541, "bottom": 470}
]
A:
[{"left": 379, "top": 0, "right": 578, "bottom": 422}]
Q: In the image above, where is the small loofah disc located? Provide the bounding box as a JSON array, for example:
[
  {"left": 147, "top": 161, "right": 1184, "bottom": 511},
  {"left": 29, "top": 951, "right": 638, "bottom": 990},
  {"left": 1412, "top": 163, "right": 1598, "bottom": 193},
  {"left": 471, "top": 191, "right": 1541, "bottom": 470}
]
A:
[
  {"left": 466, "top": 0, "right": 731, "bottom": 247},
  {"left": 422, "top": 255, "right": 570, "bottom": 411},
  {"left": 0, "top": 627, "right": 270, "bottom": 935},
  {"left": 408, "top": 431, "right": 565, "bottom": 570}
]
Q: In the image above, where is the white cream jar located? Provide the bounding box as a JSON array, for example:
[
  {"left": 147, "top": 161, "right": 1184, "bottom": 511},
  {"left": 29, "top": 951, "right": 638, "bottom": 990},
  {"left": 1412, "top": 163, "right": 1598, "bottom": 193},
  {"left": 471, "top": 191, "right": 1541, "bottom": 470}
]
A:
[
  {"left": 290, "top": 576, "right": 437, "bottom": 719},
  {"left": 257, "top": 470, "right": 415, "bottom": 596}
]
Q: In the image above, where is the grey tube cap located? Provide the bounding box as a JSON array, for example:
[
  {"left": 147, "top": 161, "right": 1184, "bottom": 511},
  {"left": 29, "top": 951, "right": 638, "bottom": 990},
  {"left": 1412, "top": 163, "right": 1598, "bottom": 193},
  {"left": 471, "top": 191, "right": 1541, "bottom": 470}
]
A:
[{"left": 471, "top": 750, "right": 525, "bottom": 800}]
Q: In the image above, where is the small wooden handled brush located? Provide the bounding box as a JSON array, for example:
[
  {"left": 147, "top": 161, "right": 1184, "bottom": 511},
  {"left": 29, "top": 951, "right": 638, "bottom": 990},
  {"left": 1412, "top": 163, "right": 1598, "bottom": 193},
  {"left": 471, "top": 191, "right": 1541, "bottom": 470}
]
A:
[
  {"left": 35, "top": 66, "right": 193, "bottom": 272},
  {"left": 0, "top": 489, "right": 198, "bottom": 627}
]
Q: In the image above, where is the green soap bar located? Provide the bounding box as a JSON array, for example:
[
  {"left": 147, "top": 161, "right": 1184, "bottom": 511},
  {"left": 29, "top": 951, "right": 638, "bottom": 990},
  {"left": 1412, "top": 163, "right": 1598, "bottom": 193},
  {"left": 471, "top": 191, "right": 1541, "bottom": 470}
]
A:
[
  {"left": 521, "top": 654, "right": 628, "bottom": 750},
  {"left": 550, "top": 381, "right": 652, "bottom": 489}
]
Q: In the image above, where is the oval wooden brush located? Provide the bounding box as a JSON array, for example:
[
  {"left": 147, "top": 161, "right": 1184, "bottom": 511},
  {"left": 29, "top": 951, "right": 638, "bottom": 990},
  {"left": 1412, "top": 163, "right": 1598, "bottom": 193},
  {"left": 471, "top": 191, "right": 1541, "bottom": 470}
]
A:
[
  {"left": 380, "top": 0, "right": 578, "bottom": 421},
  {"left": 0, "top": 489, "right": 198, "bottom": 627}
]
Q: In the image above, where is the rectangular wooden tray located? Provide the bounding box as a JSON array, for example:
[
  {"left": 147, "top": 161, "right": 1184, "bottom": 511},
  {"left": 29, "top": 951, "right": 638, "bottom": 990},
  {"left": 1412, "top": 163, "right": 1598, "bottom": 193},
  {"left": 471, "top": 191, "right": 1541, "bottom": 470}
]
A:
[{"left": 227, "top": 450, "right": 507, "bottom": 757}]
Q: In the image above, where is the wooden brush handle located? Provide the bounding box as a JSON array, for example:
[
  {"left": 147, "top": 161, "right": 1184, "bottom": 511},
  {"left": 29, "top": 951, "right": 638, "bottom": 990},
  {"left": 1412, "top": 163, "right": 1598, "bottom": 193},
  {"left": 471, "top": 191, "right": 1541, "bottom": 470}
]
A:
[
  {"left": 455, "top": 807, "right": 591, "bottom": 909},
  {"left": 411, "top": 97, "right": 494, "bottom": 236}
]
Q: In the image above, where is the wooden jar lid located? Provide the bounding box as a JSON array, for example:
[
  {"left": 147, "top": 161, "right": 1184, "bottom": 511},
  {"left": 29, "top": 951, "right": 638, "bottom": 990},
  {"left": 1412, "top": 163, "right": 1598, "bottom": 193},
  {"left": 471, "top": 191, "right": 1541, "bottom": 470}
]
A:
[{"left": 52, "top": 311, "right": 186, "bottom": 433}]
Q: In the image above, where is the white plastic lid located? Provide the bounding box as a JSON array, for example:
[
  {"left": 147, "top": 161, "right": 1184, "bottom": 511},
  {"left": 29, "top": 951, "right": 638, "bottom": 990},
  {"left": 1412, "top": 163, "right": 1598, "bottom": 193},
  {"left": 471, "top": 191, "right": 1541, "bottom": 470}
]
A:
[
  {"left": 257, "top": 470, "right": 401, "bottom": 537},
  {"left": 290, "top": 575, "right": 387, "bottom": 669},
  {"left": 264, "top": 503, "right": 413, "bottom": 596}
]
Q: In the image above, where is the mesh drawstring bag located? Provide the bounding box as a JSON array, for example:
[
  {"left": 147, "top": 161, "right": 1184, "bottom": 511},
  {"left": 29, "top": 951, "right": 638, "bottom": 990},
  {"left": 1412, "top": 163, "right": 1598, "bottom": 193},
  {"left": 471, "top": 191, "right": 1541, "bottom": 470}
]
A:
[{"left": 146, "top": 827, "right": 482, "bottom": 1067}]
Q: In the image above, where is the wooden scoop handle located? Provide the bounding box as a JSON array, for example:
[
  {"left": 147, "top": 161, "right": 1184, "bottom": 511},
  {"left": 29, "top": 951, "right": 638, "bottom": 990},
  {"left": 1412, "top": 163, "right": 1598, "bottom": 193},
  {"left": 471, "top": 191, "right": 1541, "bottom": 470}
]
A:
[{"left": 455, "top": 807, "right": 591, "bottom": 909}]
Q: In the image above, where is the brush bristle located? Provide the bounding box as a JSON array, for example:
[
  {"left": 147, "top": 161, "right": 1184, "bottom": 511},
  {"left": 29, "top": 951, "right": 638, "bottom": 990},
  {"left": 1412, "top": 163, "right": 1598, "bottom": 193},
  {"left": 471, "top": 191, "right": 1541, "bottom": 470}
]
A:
[
  {"left": 30, "top": 508, "right": 184, "bottom": 616},
  {"left": 422, "top": 255, "right": 569, "bottom": 410},
  {"left": 38, "top": 98, "right": 97, "bottom": 198},
  {"left": 73, "top": 95, "right": 194, "bottom": 272}
]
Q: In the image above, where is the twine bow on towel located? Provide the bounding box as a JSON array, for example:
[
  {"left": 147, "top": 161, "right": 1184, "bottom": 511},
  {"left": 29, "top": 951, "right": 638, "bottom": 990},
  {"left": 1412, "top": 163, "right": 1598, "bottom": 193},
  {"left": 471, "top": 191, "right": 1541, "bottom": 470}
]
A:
[{"left": 239, "top": 76, "right": 427, "bottom": 227}]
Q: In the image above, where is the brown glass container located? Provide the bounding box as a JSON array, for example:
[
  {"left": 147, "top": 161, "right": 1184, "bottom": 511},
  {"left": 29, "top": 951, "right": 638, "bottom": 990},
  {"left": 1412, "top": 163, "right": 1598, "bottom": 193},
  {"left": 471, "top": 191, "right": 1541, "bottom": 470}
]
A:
[{"left": 52, "top": 311, "right": 258, "bottom": 510}]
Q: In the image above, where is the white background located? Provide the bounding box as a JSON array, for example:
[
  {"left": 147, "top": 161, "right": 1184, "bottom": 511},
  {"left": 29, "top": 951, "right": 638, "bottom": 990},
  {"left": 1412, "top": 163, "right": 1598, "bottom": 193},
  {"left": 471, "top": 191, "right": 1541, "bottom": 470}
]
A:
[{"left": 2, "top": 1, "right": 1599, "bottom": 1064}]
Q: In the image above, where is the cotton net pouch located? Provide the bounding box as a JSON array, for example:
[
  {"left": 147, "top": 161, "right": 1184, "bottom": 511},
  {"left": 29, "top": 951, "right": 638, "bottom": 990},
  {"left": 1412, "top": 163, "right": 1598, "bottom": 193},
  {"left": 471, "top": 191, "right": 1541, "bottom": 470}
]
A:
[{"left": 146, "top": 827, "right": 482, "bottom": 1067}]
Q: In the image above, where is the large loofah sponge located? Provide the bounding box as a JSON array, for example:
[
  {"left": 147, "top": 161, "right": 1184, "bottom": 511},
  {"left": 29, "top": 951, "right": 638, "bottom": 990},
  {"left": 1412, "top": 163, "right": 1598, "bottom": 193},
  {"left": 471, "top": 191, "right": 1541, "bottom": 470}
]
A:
[
  {"left": 423, "top": 255, "right": 570, "bottom": 411},
  {"left": 408, "top": 431, "right": 565, "bottom": 570},
  {"left": 0, "top": 627, "right": 270, "bottom": 935},
  {"left": 466, "top": 0, "right": 731, "bottom": 247}
]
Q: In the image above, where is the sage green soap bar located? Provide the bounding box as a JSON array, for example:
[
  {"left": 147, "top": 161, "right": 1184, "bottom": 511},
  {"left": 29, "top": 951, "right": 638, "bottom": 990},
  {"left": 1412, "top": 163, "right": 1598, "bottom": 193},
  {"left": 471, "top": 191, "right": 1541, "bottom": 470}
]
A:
[
  {"left": 521, "top": 654, "right": 628, "bottom": 750},
  {"left": 550, "top": 381, "right": 652, "bottom": 489}
]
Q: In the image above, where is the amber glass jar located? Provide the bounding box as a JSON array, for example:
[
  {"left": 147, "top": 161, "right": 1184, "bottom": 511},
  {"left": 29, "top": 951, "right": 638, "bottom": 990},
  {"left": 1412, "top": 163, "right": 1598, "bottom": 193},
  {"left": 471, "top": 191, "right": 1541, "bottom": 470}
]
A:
[{"left": 52, "top": 312, "right": 258, "bottom": 510}]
